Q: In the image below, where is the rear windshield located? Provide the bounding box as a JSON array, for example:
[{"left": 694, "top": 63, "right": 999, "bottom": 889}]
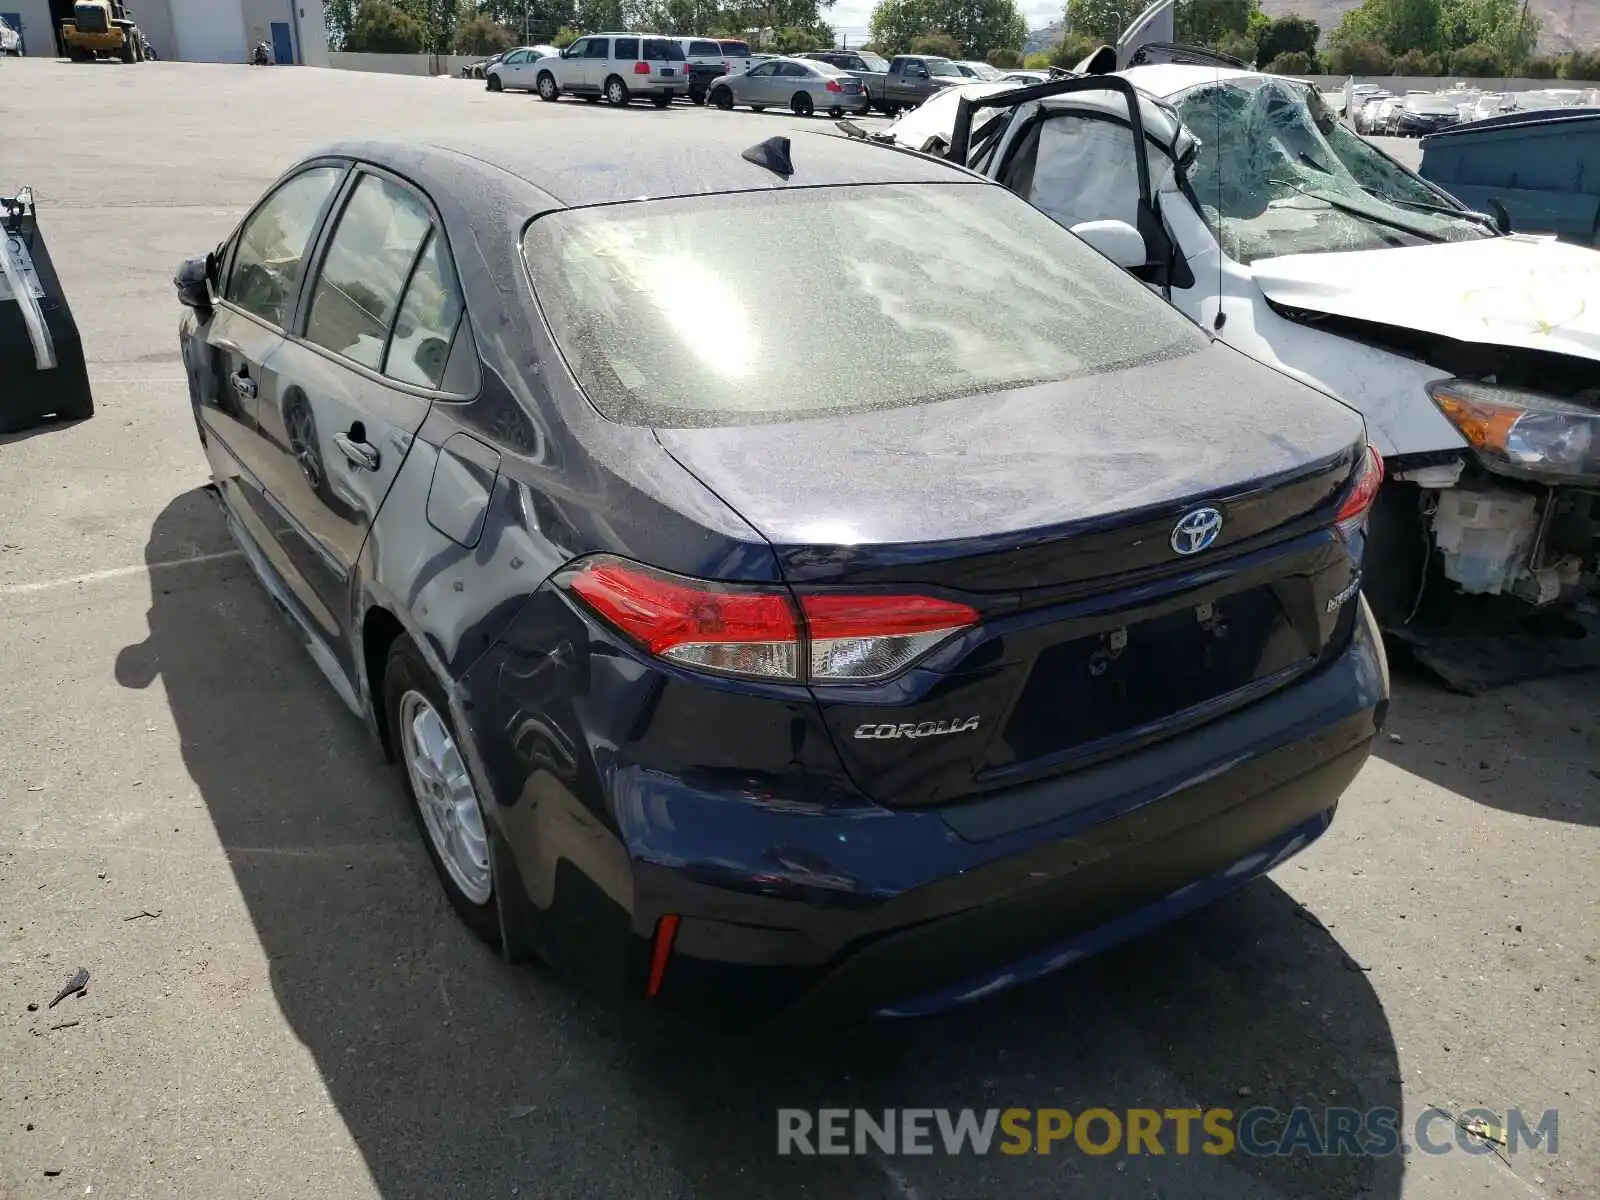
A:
[
  {"left": 644, "top": 38, "right": 684, "bottom": 60},
  {"left": 859, "top": 52, "right": 889, "bottom": 71},
  {"left": 523, "top": 184, "right": 1204, "bottom": 427},
  {"left": 719, "top": 40, "right": 751, "bottom": 56},
  {"left": 688, "top": 40, "right": 719, "bottom": 55}
]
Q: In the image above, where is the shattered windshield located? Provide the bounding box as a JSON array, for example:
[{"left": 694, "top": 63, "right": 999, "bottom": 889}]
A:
[{"left": 1173, "top": 77, "right": 1488, "bottom": 264}]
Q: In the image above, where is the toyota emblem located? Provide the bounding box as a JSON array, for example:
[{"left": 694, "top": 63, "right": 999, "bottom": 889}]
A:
[{"left": 1171, "top": 507, "right": 1224, "bottom": 556}]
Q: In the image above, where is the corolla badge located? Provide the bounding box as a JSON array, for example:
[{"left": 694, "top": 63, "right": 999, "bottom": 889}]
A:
[
  {"left": 1171, "top": 507, "right": 1224, "bottom": 556},
  {"left": 854, "top": 717, "right": 980, "bottom": 740}
]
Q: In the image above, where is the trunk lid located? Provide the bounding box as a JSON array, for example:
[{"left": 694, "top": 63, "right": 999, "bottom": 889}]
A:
[{"left": 657, "top": 343, "right": 1368, "bottom": 808}]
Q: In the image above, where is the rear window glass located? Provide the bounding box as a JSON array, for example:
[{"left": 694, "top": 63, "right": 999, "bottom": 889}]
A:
[
  {"left": 523, "top": 183, "right": 1203, "bottom": 428},
  {"left": 719, "top": 40, "right": 751, "bottom": 56},
  {"left": 644, "top": 38, "right": 684, "bottom": 60},
  {"left": 688, "top": 40, "right": 719, "bottom": 55}
]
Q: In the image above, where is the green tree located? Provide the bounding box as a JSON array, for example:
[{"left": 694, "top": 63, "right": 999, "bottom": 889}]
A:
[
  {"left": 868, "top": 0, "right": 1025, "bottom": 57},
  {"left": 1213, "top": 29, "right": 1255, "bottom": 62},
  {"left": 1391, "top": 46, "right": 1442, "bottom": 72},
  {"left": 400, "top": 0, "right": 462, "bottom": 52},
  {"left": 1323, "top": 36, "right": 1392, "bottom": 73},
  {"left": 1064, "top": 0, "right": 1142, "bottom": 43},
  {"left": 346, "top": 0, "right": 425, "bottom": 50},
  {"left": 1329, "top": 0, "right": 1437, "bottom": 56},
  {"left": 552, "top": 24, "right": 580, "bottom": 44},
  {"left": 771, "top": 24, "right": 820, "bottom": 49},
  {"left": 910, "top": 29, "right": 960, "bottom": 55},
  {"left": 574, "top": 0, "right": 625, "bottom": 32},
  {"left": 1265, "top": 48, "right": 1314, "bottom": 73},
  {"left": 453, "top": 12, "right": 514, "bottom": 51},
  {"left": 1023, "top": 49, "right": 1051, "bottom": 67},
  {"left": 987, "top": 46, "right": 1021, "bottom": 66},
  {"left": 1175, "top": 0, "right": 1258, "bottom": 47},
  {"left": 1446, "top": 40, "right": 1501, "bottom": 74},
  {"left": 1054, "top": 30, "right": 1098, "bottom": 63},
  {"left": 325, "top": 0, "right": 357, "bottom": 48},
  {"left": 1254, "top": 14, "right": 1317, "bottom": 67},
  {"left": 1437, "top": 0, "right": 1538, "bottom": 65},
  {"left": 1559, "top": 50, "right": 1600, "bottom": 80}
]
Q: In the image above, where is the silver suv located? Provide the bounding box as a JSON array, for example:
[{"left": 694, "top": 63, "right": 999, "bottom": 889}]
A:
[{"left": 533, "top": 34, "right": 688, "bottom": 107}]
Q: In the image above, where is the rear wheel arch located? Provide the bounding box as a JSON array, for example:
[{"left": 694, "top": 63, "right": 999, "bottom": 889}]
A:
[{"left": 362, "top": 605, "right": 407, "bottom": 759}]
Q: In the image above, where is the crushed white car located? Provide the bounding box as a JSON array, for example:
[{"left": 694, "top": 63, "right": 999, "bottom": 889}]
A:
[{"left": 876, "top": 59, "right": 1600, "bottom": 626}]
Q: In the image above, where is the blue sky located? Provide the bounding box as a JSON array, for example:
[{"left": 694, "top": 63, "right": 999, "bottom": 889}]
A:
[{"left": 829, "top": 0, "right": 1064, "bottom": 45}]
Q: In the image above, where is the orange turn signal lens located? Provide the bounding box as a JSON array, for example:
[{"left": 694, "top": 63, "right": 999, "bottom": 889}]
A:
[{"left": 1429, "top": 387, "right": 1524, "bottom": 455}]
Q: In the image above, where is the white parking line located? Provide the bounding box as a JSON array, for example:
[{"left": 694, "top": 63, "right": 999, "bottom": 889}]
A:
[{"left": 0, "top": 548, "right": 243, "bottom": 595}]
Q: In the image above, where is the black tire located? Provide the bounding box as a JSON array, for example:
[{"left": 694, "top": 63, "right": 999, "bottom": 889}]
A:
[
  {"left": 651, "top": 94, "right": 671, "bottom": 108},
  {"left": 604, "top": 74, "right": 629, "bottom": 105},
  {"left": 749, "top": 104, "right": 764, "bottom": 112},
  {"left": 791, "top": 92, "right": 814, "bottom": 117},
  {"left": 855, "top": 104, "right": 872, "bottom": 117},
  {"left": 711, "top": 84, "right": 733, "bottom": 109},
  {"left": 690, "top": 85, "right": 707, "bottom": 105},
  {"left": 120, "top": 39, "right": 135, "bottom": 62},
  {"left": 828, "top": 105, "right": 842, "bottom": 118},
  {"left": 536, "top": 71, "right": 558, "bottom": 101},
  {"left": 880, "top": 101, "right": 900, "bottom": 117},
  {"left": 383, "top": 636, "right": 500, "bottom": 945},
  {"left": 486, "top": 72, "right": 503, "bottom": 91}
]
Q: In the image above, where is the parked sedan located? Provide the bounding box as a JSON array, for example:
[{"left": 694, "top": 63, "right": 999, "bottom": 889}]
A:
[
  {"left": 709, "top": 57, "right": 870, "bottom": 116},
  {"left": 171, "top": 121, "right": 1386, "bottom": 1022}
]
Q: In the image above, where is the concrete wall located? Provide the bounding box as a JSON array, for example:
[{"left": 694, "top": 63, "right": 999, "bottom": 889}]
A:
[
  {"left": 7, "top": 0, "right": 56, "bottom": 56},
  {"left": 1304, "top": 74, "right": 1600, "bottom": 92},
  {"left": 136, "top": 0, "right": 177, "bottom": 61}
]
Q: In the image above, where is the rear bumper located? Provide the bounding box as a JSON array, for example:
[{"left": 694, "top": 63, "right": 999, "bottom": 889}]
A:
[{"left": 629, "top": 598, "right": 1388, "bottom": 1019}]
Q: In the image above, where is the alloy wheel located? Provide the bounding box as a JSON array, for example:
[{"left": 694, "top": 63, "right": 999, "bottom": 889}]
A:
[{"left": 398, "top": 690, "right": 492, "bottom": 905}]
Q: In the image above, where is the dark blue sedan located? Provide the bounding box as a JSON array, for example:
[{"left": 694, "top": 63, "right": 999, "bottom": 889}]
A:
[{"left": 173, "top": 120, "right": 1388, "bottom": 1021}]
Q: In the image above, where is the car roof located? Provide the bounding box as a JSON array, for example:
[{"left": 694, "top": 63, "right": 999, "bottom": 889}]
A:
[
  {"left": 1117, "top": 63, "right": 1260, "bottom": 98},
  {"left": 328, "top": 124, "right": 972, "bottom": 209}
]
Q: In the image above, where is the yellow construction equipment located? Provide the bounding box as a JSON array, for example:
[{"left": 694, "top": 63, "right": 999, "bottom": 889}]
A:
[{"left": 60, "top": 1, "right": 145, "bottom": 62}]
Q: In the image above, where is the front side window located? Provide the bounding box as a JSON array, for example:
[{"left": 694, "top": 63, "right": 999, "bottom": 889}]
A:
[
  {"left": 524, "top": 183, "right": 1204, "bottom": 428},
  {"left": 1174, "top": 77, "right": 1489, "bottom": 264},
  {"left": 226, "top": 166, "right": 343, "bottom": 327},
  {"left": 584, "top": 38, "right": 609, "bottom": 59},
  {"left": 1005, "top": 116, "right": 1142, "bottom": 233},
  {"left": 304, "top": 173, "right": 432, "bottom": 369},
  {"left": 385, "top": 232, "right": 464, "bottom": 389},
  {"left": 502, "top": 49, "right": 526, "bottom": 64},
  {"left": 564, "top": 39, "right": 588, "bottom": 57}
]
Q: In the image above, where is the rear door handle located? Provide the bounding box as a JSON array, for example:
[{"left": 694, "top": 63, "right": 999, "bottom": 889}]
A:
[
  {"left": 229, "top": 372, "right": 256, "bottom": 400},
  {"left": 334, "top": 431, "right": 380, "bottom": 471}
]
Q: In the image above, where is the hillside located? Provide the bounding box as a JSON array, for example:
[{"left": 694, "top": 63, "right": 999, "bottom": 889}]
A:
[
  {"left": 1027, "top": 1, "right": 1597, "bottom": 56},
  {"left": 1257, "top": 0, "right": 1596, "bottom": 54}
]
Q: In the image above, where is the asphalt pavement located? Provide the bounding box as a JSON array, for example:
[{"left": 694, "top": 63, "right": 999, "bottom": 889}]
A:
[{"left": 0, "top": 59, "right": 1594, "bottom": 1200}]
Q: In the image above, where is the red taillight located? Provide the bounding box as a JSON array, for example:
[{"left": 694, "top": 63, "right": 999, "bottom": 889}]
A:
[
  {"left": 560, "top": 555, "right": 977, "bottom": 683},
  {"left": 1335, "top": 444, "right": 1384, "bottom": 540},
  {"left": 633, "top": 60, "right": 649, "bottom": 74},
  {"left": 646, "top": 913, "right": 679, "bottom": 998},
  {"left": 825, "top": 78, "right": 843, "bottom": 92}
]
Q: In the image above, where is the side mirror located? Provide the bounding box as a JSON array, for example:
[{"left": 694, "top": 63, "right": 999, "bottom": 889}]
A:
[
  {"left": 174, "top": 255, "right": 213, "bottom": 314},
  {"left": 1070, "top": 219, "right": 1148, "bottom": 270}
]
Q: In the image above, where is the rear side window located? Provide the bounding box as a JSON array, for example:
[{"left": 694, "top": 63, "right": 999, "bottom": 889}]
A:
[
  {"left": 614, "top": 36, "right": 638, "bottom": 58},
  {"left": 304, "top": 173, "right": 432, "bottom": 370},
  {"left": 778, "top": 62, "right": 810, "bottom": 77},
  {"left": 524, "top": 183, "right": 1204, "bottom": 428},
  {"left": 689, "top": 40, "right": 718, "bottom": 55},
  {"left": 644, "top": 38, "right": 683, "bottom": 60},
  {"left": 384, "top": 232, "right": 464, "bottom": 389},
  {"left": 226, "top": 166, "right": 342, "bottom": 327},
  {"left": 719, "top": 40, "right": 750, "bottom": 56}
]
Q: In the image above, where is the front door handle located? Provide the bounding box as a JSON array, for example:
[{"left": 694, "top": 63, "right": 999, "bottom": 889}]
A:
[
  {"left": 229, "top": 371, "right": 256, "bottom": 400},
  {"left": 334, "top": 430, "right": 380, "bottom": 471}
]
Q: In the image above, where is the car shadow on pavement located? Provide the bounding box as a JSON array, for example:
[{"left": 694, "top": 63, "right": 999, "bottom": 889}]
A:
[
  {"left": 1373, "top": 668, "right": 1598, "bottom": 826},
  {"left": 116, "top": 488, "right": 1405, "bottom": 1200}
]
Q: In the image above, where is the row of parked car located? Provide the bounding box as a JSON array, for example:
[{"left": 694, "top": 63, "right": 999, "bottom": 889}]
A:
[{"left": 468, "top": 33, "right": 1050, "bottom": 116}]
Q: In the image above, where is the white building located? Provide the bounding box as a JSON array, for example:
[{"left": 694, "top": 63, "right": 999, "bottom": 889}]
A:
[{"left": 4, "top": 0, "right": 328, "bottom": 65}]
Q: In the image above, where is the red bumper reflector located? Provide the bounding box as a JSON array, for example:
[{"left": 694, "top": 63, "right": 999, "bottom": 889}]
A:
[{"left": 646, "top": 913, "right": 680, "bottom": 997}]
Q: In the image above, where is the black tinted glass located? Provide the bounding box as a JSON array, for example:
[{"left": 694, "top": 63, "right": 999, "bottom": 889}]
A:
[{"left": 644, "top": 38, "right": 683, "bottom": 60}]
